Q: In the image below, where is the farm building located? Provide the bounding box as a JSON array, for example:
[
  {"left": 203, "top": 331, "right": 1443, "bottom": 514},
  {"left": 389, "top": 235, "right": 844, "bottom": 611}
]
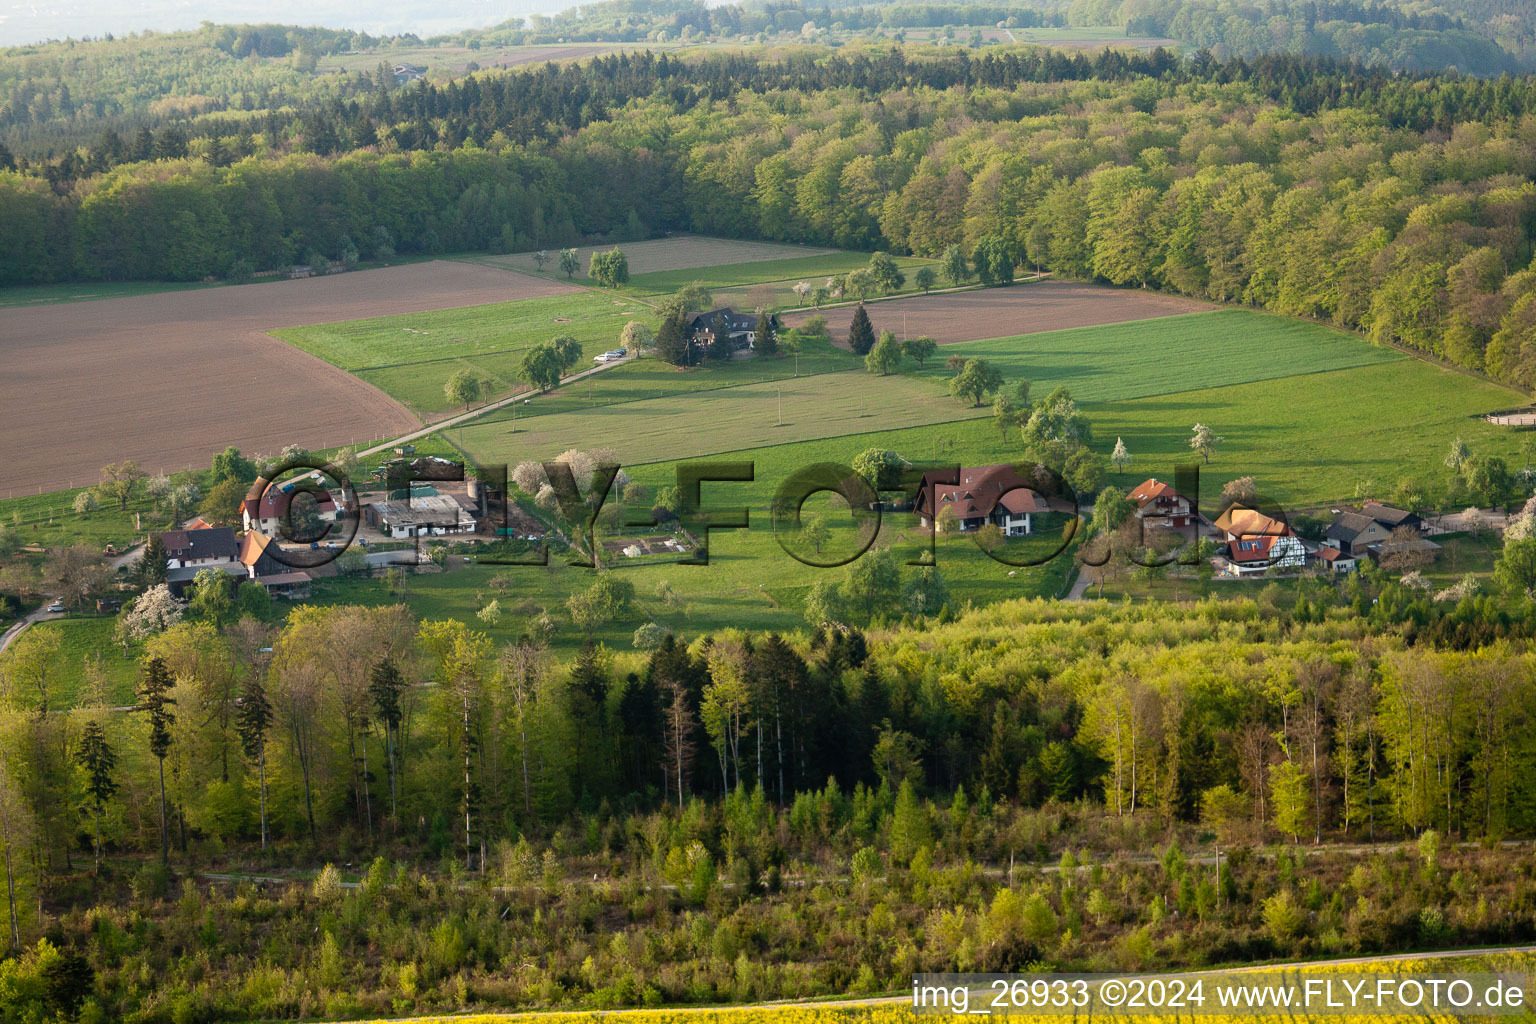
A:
[
  {"left": 1226, "top": 532, "right": 1308, "bottom": 575},
  {"left": 915, "top": 464, "right": 1045, "bottom": 536},
  {"left": 1324, "top": 511, "right": 1392, "bottom": 557},
  {"left": 1214, "top": 505, "right": 1306, "bottom": 574},
  {"left": 365, "top": 495, "right": 476, "bottom": 538},
  {"left": 1314, "top": 545, "right": 1359, "bottom": 573},
  {"left": 1361, "top": 502, "right": 1423, "bottom": 532},
  {"left": 243, "top": 480, "right": 340, "bottom": 535},
  {"left": 237, "top": 531, "right": 314, "bottom": 597},
  {"left": 160, "top": 526, "right": 239, "bottom": 570},
  {"left": 1127, "top": 478, "right": 1198, "bottom": 529},
  {"left": 686, "top": 308, "right": 772, "bottom": 358}
]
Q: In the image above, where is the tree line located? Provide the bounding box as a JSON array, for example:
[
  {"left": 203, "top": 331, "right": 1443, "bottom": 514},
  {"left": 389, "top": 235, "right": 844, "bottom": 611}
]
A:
[{"left": 7, "top": 48, "right": 1536, "bottom": 385}]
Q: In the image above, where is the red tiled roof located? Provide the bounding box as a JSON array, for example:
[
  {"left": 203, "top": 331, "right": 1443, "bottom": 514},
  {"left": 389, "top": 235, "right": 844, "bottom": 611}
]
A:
[
  {"left": 1229, "top": 534, "right": 1283, "bottom": 562},
  {"left": 1128, "top": 478, "right": 1178, "bottom": 506},
  {"left": 244, "top": 483, "right": 337, "bottom": 520},
  {"left": 922, "top": 464, "right": 1043, "bottom": 520}
]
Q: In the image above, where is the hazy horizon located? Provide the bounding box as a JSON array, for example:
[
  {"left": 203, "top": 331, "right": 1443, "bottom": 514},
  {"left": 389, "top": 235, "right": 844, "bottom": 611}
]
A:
[{"left": 0, "top": 0, "right": 577, "bottom": 48}]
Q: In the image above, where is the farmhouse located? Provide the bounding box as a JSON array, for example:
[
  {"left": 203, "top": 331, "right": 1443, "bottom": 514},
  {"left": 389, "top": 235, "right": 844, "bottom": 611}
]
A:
[
  {"left": 1324, "top": 511, "right": 1392, "bottom": 557},
  {"left": 1213, "top": 505, "right": 1306, "bottom": 574},
  {"left": 915, "top": 464, "right": 1046, "bottom": 536},
  {"left": 365, "top": 495, "right": 477, "bottom": 538},
  {"left": 1361, "top": 502, "right": 1423, "bottom": 532},
  {"left": 238, "top": 532, "right": 313, "bottom": 598},
  {"left": 1226, "top": 532, "right": 1308, "bottom": 574},
  {"left": 686, "top": 308, "right": 767, "bottom": 356},
  {"left": 243, "top": 481, "right": 339, "bottom": 535},
  {"left": 1315, "top": 545, "right": 1359, "bottom": 573},
  {"left": 159, "top": 526, "right": 239, "bottom": 570},
  {"left": 1127, "top": 478, "right": 1198, "bottom": 528}
]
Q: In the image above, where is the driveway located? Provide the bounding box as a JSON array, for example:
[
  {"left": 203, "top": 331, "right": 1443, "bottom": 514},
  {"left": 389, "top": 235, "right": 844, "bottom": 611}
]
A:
[{"left": 0, "top": 598, "right": 63, "bottom": 657}]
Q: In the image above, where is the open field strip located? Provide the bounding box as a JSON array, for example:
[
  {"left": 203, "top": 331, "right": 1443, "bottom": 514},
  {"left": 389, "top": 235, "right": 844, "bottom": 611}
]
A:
[
  {"left": 273, "top": 291, "right": 653, "bottom": 415},
  {"left": 784, "top": 279, "right": 1213, "bottom": 346},
  {"left": 1087, "top": 358, "right": 1532, "bottom": 505},
  {"left": 623, "top": 253, "right": 938, "bottom": 304},
  {"left": 465, "top": 235, "right": 839, "bottom": 280},
  {"left": 919, "top": 309, "right": 1404, "bottom": 403},
  {"left": 451, "top": 309, "right": 1407, "bottom": 475},
  {"left": 614, "top": 355, "right": 1531, "bottom": 513},
  {"left": 454, "top": 369, "right": 991, "bottom": 467},
  {"left": 460, "top": 334, "right": 861, "bottom": 429}
]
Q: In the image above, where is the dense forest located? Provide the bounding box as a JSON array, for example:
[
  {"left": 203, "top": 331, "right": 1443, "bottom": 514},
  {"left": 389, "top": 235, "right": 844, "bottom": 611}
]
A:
[
  {"left": 443, "top": 0, "right": 1536, "bottom": 73},
  {"left": 6, "top": 47, "right": 1536, "bottom": 390},
  {"left": 5, "top": 0, "right": 1535, "bottom": 162},
  {"left": 3, "top": 592, "right": 1536, "bottom": 1017}
]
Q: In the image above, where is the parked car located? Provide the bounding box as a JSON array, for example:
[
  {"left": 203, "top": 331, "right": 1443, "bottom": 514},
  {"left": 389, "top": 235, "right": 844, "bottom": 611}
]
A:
[
  {"left": 46, "top": 601, "right": 64, "bottom": 613},
  {"left": 593, "top": 349, "right": 626, "bottom": 363}
]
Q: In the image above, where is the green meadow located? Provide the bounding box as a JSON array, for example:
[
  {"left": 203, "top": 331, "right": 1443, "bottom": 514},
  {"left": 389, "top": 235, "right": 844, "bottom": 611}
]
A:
[
  {"left": 463, "top": 332, "right": 860, "bottom": 428},
  {"left": 623, "top": 252, "right": 938, "bottom": 307},
  {"left": 271, "top": 292, "right": 653, "bottom": 416},
  {"left": 921, "top": 310, "right": 1404, "bottom": 403},
  {"left": 455, "top": 367, "right": 989, "bottom": 468}
]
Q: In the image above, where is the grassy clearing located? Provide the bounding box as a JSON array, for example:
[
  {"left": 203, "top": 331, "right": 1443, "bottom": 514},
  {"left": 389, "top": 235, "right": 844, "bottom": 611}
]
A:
[
  {"left": 922, "top": 309, "right": 1403, "bottom": 404},
  {"left": 272, "top": 292, "right": 652, "bottom": 416},
  {"left": 1091, "top": 358, "right": 1531, "bottom": 507},
  {"left": 623, "top": 252, "right": 937, "bottom": 305},
  {"left": 21, "top": 617, "right": 139, "bottom": 708},
  {"left": 455, "top": 367, "right": 988, "bottom": 468},
  {"left": 460, "top": 335, "right": 862, "bottom": 430}
]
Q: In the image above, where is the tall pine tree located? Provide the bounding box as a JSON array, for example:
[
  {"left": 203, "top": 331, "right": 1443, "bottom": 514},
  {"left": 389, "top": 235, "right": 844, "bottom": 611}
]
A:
[
  {"left": 139, "top": 657, "right": 176, "bottom": 865},
  {"left": 236, "top": 676, "right": 273, "bottom": 848},
  {"left": 75, "top": 721, "right": 117, "bottom": 875},
  {"left": 847, "top": 303, "right": 875, "bottom": 355},
  {"left": 755, "top": 310, "right": 777, "bottom": 357}
]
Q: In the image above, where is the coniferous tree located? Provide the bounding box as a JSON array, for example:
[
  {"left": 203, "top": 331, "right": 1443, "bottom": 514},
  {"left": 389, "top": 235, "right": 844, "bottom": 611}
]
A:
[
  {"left": 139, "top": 657, "right": 176, "bottom": 865},
  {"left": 368, "top": 660, "right": 405, "bottom": 826},
  {"left": 754, "top": 310, "right": 777, "bottom": 357},
  {"left": 236, "top": 675, "right": 273, "bottom": 848},
  {"left": 75, "top": 721, "right": 117, "bottom": 875},
  {"left": 137, "top": 534, "right": 168, "bottom": 588},
  {"left": 655, "top": 307, "right": 688, "bottom": 367},
  {"left": 847, "top": 303, "right": 876, "bottom": 355}
]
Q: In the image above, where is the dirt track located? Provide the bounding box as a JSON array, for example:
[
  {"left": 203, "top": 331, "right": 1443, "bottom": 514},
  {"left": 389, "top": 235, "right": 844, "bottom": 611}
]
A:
[
  {"left": 0, "top": 261, "right": 580, "bottom": 497},
  {"left": 785, "top": 280, "right": 1213, "bottom": 348}
]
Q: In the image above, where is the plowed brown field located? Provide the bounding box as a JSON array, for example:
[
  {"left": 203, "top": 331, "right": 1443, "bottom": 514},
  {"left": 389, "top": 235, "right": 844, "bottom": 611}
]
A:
[
  {"left": 0, "top": 261, "right": 580, "bottom": 497},
  {"left": 784, "top": 280, "right": 1213, "bottom": 348}
]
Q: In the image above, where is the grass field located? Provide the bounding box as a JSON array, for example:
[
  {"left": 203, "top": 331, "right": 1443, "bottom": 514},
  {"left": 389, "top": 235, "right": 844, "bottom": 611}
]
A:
[
  {"left": 467, "top": 235, "right": 838, "bottom": 281},
  {"left": 623, "top": 252, "right": 938, "bottom": 308},
  {"left": 923, "top": 310, "right": 1404, "bottom": 403},
  {"left": 1091, "top": 358, "right": 1530, "bottom": 506},
  {"left": 455, "top": 366, "right": 990, "bottom": 468},
  {"left": 272, "top": 292, "right": 651, "bottom": 416},
  {"left": 459, "top": 334, "right": 861, "bottom": 430},
  {"left": 452, "top": 309, "right": 1420, "bottom": 479},
  {"left": 342, "top": 950, "right": 1534, "bottom": 1022},
  {"left": 19, "top": 617, "right": 138, "bottom": 708}
]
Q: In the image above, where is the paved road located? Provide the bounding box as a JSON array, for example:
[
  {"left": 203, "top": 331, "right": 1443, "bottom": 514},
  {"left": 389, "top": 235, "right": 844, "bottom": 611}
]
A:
[{"left": 0, "top": 597, "right": 62, "bottom": 656}]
